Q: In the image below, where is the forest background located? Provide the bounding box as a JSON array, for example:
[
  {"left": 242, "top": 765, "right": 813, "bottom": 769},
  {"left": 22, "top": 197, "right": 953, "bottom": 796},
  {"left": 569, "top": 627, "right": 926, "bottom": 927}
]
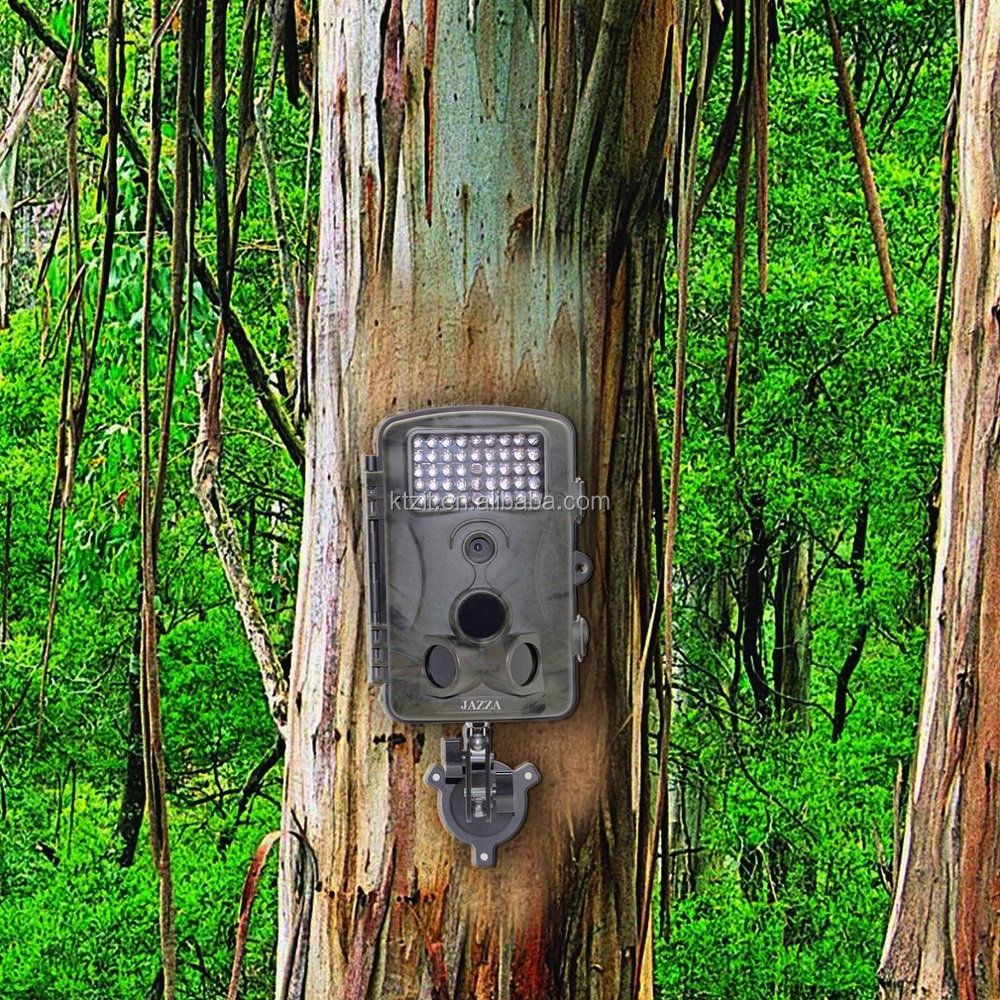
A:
[{"left": 0, "top": 0, "right": 953, "bottom": 996}]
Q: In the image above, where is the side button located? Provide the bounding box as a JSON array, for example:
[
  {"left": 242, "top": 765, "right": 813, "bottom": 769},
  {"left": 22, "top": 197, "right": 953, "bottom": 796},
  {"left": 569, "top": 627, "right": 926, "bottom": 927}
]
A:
[{"left": 572, "top": 616, "right": 590, "bottom": 660}]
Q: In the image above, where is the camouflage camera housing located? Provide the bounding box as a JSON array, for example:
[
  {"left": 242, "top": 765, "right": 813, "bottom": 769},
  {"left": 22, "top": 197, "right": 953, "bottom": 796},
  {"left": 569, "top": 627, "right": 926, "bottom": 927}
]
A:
[{"left": 363, "top": 406, "right": 591, "bottom": 723}]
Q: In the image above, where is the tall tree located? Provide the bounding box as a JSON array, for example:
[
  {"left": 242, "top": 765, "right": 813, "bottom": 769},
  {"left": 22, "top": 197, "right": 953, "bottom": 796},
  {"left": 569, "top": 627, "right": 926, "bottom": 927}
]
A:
[
  {"left": 0, "top": 44, "right": 25, "bottom": 329},
  {"left": 275, "top": 0, "right": 713, "bottom": 995},
  {"left": 772, "top": 532, "right": 811, "bottom": 728},
  {"left": 878, "top": 1, "right": 1000, "bottom": 996}
]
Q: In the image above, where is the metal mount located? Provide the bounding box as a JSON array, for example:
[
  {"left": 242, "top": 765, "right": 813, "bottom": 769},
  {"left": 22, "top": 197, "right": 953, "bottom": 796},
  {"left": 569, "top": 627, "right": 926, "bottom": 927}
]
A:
[{"left": 425, "top": 722, "right": 540, "bottom": 867}]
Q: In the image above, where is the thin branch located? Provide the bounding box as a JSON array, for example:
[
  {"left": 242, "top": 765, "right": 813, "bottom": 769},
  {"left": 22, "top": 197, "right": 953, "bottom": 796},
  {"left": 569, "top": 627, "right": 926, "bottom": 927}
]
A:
[
  {"left": 192, "top": 370, "right": 289, "bottom": 735},
  {"left": 0, "top": 47, "right": 54, "bottom": 168},
  {"left": 139, "top": 0, "right": 177, "bottom": 987},
  {"left": 219, "top": 736, "right": 285, "bottom": 851},
  {"left": 227, "top": 830, "right": 316, "bottom": 1000},
  {"left": 751, "top": 0, "right": 768, "bottom": 294},
  {"left": 822, "top": 0, "right": 898, "bottom": 315},
  {"left": 635, "top": 0, "right": 712, "bottom": 989},
  {"left": 38, "top": 0, "right": 85, "bottom": 744},
  {"left": 725, "top": 91, "right": 752, "bottom": 455},
  {"left": 7, "top": 0, "right": 305, "bottom": 471},
  {"left": 255, "top": 97, "right": 302, "bottom": 404}
]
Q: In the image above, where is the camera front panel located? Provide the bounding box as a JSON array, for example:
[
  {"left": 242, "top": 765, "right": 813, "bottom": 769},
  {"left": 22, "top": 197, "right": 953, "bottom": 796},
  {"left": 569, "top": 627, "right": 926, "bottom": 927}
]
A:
[{"left": 364, "top": 406, "right": 589, "bottom": 723}]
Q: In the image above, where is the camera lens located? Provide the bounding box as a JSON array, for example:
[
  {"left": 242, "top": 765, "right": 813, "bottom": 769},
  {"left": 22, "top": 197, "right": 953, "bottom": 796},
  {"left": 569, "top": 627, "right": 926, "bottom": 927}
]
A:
[
  {"left": 463, "top": 533, "right": 496, "bottom": 563},
  {"left": 456, "top": 592, "right": 507, "bottom": 641}
]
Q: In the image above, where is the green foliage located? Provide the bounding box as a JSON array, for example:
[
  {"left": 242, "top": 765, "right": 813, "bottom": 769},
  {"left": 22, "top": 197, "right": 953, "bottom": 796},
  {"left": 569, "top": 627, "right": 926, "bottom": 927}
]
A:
[
  {"left": 0, "top": 795, "right": 280, "bottom": 999},
  {"left": 0, "top": 286, "right": 289, "bottom": 993},
  {"left": 654, "top": 0, "right": 951, "bottom": 996},
  {"left": 0, "top": 0, "right": 307, "bottom": 992},
  {"left": 0, "top": 0, "right": 957, "bottom": 993}
]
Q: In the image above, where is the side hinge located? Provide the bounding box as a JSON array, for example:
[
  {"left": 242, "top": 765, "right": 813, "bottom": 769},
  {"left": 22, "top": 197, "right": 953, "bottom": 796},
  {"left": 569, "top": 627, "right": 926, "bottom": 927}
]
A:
[
  {"left": 571, "top": 477, "right": 586, "bottom": 523},
  {"left": 363, "top": 456, "right": 388, "bottom": 684}
]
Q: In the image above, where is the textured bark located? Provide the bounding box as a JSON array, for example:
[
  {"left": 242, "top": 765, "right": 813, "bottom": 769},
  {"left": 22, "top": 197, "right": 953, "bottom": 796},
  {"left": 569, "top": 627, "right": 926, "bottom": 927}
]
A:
[
  {"left": 278, "top": 0, "right": 671, "bottom": 997},
  {"left": 878, "top": 2, "right": 1000, "bottom": 995}
]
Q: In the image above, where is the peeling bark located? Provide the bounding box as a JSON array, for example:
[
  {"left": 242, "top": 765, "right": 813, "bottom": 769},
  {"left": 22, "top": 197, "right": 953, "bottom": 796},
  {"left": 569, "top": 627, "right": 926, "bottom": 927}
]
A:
[
  {"left": 878, "top": 2, "right": 1000, "bottom": 995},
  {"left": 0, "top": 45, "right": 26, "bottom": 329},
  {"left": 279, "top": 0, "right": 671, "bottom": 996}
]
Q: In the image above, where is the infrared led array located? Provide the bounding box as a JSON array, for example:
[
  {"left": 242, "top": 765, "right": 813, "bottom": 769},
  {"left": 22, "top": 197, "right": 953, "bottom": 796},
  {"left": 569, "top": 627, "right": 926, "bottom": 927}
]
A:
[{"left": 409, "top": 431, "right": 545, "bottom": 509}]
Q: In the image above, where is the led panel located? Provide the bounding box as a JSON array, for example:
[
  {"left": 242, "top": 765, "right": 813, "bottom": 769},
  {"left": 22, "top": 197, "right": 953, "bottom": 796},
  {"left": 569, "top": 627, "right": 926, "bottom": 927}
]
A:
[{"left": 408, "top": 430, "right": 545, "bottom": 510}]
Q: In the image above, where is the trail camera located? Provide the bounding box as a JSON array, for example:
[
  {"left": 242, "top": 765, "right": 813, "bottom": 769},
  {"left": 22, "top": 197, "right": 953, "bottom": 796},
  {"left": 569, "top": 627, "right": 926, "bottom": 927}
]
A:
[{"left": 363, "top": 406, "right": 592, "bottom": 865}]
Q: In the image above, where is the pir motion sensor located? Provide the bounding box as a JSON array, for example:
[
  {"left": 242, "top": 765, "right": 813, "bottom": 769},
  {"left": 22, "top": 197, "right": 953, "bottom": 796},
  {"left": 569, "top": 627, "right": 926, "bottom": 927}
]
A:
[{"left": 363, "top": 406, "right": 592, "bottom": 867}]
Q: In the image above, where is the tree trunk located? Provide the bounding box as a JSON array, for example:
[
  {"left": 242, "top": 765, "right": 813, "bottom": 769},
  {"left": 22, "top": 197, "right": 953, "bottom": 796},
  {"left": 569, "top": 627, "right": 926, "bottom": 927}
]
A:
[
  {"left": 878, "top": 2, "right": 1000, "bottom": 995},
  {"left": 667, "top": 757, "right": 706, "bottom": 899},
  {"left": 278, "top": 1, "right": 672, "bottom": 996},
  {"left": 832, "top": 504, "right": 867, "bottom": 742},
  {"left": 738, "top": 490, "right": 771, "bottom": 719},
  {"left": 772, "top": 533, "right": 811, "bottom": 729},
  {"left": 0, "top": 45, "right": 26, "bottom": 329},
  {"left": 115, "top": 614, "right": 146, "bottom": 867},
  {"left": 669, "top": 575, "right": 727, "bottom": 898}
]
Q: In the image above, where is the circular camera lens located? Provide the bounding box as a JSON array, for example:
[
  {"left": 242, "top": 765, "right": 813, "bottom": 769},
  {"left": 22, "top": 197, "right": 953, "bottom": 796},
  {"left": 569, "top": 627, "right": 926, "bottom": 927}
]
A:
[
  {"left": 456, "top": 592, "right": 507, "bottom": 642},
  {"left": 509, "top": 642, "right": 539, "bottom": 687},
  {"left": 425, "top": 645, "right": 458, "bottom": 688},
  {"left": 463, "top": 533, "right": 496, "bottom": 564}
]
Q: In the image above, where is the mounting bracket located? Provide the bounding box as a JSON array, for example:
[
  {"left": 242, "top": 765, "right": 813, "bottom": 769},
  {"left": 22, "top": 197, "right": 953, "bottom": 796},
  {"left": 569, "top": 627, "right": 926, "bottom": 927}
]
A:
[{"left": 424, "top": 722, "right": 540, "bottom": 867}]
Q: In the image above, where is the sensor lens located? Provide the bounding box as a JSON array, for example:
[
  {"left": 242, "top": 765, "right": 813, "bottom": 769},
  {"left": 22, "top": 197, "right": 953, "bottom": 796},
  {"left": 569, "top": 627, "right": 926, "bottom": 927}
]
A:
[
  {"left": 509, "top": 643, "right": 539, "bottom": 686},
  {"left": 456, "top": 592, "right": 507, "bottom": 642},
  {"left": 425, "top": 645, "right": 458, "bottom": 688},
  {"left": 463, "top": 533, "right": 496, "bottom": 563}
]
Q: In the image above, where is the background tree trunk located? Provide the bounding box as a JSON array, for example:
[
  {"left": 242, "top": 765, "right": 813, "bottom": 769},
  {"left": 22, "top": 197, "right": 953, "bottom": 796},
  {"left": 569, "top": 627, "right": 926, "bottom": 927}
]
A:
[
  {"left": 668, "top": 575, "right": 727, "bottom": 898},
  {"left": 115, "top": 611, "right": 146, "bottom": 867},
  {"left": 878, "top": 2, "right": 1000, "bottom": 995},
  {"left": 832, "top": 505, "right": 867, "bottom": 742},
  {"left": 772, "top": 533, "right": 811, "bottom": 729},
  {"left": 0, "top": 44, "right": 25, "bottom": 329},
  {"left": 278, "top": 0, "right": 673, "bottom": 996},
  {"left": 739, "top": 491, "right": 771, "bottom": 719}
]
